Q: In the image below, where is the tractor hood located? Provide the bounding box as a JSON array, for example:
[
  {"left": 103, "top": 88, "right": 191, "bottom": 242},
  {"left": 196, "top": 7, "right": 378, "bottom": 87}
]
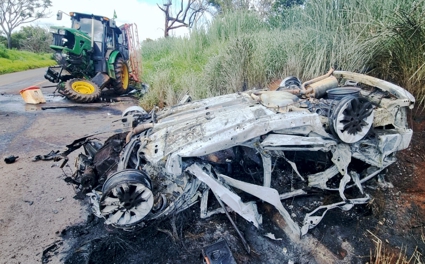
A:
[{"left": 49, "top": 26, "right": 92, "bottom": 55}]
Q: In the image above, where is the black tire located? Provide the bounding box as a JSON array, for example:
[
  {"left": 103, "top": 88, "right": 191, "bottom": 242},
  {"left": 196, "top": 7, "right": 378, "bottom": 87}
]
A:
[
  {"left": 62, "top": 78, "right": 101, "bottom": 103},
  {"left": 112, "top": 57, "right": 130, "bottom": 95}
]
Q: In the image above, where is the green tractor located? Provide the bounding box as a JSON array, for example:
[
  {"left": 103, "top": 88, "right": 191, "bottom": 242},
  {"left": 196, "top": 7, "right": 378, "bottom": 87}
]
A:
[{"left": 44, "top": 11, "right": 141, "bottom": 103}]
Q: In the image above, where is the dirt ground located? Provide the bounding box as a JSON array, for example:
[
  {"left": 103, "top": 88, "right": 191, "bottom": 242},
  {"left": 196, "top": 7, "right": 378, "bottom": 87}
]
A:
[{"left": 0, "top": 90, "right": 424, "bottom": 264}]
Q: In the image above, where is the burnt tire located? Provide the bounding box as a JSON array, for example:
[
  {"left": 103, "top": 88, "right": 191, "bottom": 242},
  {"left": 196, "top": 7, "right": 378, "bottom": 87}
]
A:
[
  {"left": 112, "top": 57, "right": 130, "bottom": 95},
  {"left": 329, "top": 96, "right": 374, "bottom": 144},
  {"left": 63, "top": 78, "right": 101, "bottom": 103},
  {"left": 100, "top": 169, "right": 153, "bottom": 228}
]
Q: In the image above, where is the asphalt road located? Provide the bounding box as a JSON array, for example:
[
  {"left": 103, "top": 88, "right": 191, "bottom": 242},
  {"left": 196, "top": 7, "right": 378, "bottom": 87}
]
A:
[
  {"left": 0, "top": 68, "right": 51, "bottom": 94},
  {"left": 0, "top": 68, "right": 139, "bottom": 263},
  {"left": 0, "top": 68, "right": 58, "bottom": 113}
]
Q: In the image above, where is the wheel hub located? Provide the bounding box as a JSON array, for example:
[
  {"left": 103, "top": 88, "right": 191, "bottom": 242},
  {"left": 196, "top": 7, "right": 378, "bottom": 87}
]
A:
[
  {"left": 341, "top": 97, "right": 373, "bottom": 135},
  {"left": 100, "top": 170, "right": 154, "bottom": 227},
  {"left": 121, "top": 63, "right": 129, "bottom": 89},
  {"left": 330, "top": 96, "right": 374, "bottom": 144},
  {"left": 72, "top": 81, "right": 96, "bottom": 94}
]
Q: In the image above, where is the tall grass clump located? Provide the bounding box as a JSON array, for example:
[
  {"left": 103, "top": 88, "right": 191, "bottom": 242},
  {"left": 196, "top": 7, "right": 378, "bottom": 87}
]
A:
[
  {"left": 141, "top": 11, "right": 275, "bottom": 110},
  {"left": 140, "top": 0, "right": 425, "bottom": 110},
  {"left": 273, "top": 0, "right": 407, "bottom": 78},
  {"left": 141, "top": 36, "right": 206, "bottom": 109},
  {"left": 367, "top": 0, "right": 425, "bottom": 107},
  {"left": 271, "top": 0, "right": 425, "bottom": 107}
]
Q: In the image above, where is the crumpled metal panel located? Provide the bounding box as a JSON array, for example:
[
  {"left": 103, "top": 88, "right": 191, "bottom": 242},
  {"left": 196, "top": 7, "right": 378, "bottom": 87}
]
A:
[
  {"left": 333, "top": 71, "right": 415, "bottom": 107},
  {"left": 257, "top": 90, "right": 299, "bottom": 108},
  {"left": 261, "top": 134, "right": 336, "bottom": 151},
  {"left": 218, "top": 173, "right": 300, "bottom": 238},
  {"left": 350, "top": 130, "right": 412, "bottom": 168},
  {"left": 186, "top": 163, "right": 263, "bottom": 227},
  {"left": 300, "top": 195, "right": 370, "bottom": 236},
  {"left": 162, "top": 111, "right": 330, "bottom": 176}
]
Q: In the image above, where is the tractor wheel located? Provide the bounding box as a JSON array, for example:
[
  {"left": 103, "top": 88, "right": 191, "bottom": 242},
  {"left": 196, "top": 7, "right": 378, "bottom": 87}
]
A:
[
  {"left": 112, "top": 57, "right": 130, "bottom": 95},
  {"left": 62, "top": 78, "right": 101, "bottom": 103}
]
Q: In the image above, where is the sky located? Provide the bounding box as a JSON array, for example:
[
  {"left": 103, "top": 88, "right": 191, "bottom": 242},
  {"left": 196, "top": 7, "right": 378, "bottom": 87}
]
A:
[{"left": 32, "top": 0, "right": 189, "bottom": 41}]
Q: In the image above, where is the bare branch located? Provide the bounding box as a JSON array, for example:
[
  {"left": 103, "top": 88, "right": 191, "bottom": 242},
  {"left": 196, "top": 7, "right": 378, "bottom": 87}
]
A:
[
  {"left": 157, "top": 3, "right": 166, "bottom": 13},
  {"left": 168, "top": 24, "right": 188, "bottom": 30},
  {"left": 158, "top": 0, "right": 207, "bottom": 37},
  {"left": 0, "top": 0, "right": 52, "bottom": 48}
]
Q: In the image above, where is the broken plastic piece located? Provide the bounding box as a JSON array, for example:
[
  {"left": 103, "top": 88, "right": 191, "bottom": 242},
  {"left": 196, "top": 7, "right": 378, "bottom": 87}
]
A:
[
  {"left": 20, "top": 86, "right": 46, "bottom": 104},
  {"left": 202, "top": 239, "right": 237, "bottom": 264}
]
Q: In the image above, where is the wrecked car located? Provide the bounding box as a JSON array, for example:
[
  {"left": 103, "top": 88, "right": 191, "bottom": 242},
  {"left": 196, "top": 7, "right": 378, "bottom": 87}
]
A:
[{"left": 68, "top": 69, "right": 414, "bottom": 239}]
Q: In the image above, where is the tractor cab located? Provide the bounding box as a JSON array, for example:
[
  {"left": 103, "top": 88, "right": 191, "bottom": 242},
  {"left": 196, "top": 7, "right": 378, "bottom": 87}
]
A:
[{"left": 62, "top": 12, "right": 127, "bottom": 73}]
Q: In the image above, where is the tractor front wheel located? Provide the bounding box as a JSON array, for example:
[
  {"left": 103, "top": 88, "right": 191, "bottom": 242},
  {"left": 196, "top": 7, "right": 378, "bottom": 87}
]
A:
[
  {"left": 112, "top": 57, "right": 130, "bottom": 95},
  {"left": 62, "top": 78, "right": 101, "bottom": 103}
]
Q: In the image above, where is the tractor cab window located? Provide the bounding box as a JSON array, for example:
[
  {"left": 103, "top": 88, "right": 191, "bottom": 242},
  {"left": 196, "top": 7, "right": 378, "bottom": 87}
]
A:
[
  {"left": 118, "top": 27, "right": 128, "bottom": 47},
  {"left": 106, "top": 28, "right": 114, "bottom": 49},
  {"left": 72, "top": 17, "right": 104, "bottom": 42},
  {"left": 117, "top": 33, "right": 124, "bottom": 45}
]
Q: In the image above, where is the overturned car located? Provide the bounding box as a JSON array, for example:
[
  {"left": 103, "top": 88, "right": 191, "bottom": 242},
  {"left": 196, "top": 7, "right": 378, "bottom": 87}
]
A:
[{"left": 70, "top": 70, "right": 414, "bottom": 239}]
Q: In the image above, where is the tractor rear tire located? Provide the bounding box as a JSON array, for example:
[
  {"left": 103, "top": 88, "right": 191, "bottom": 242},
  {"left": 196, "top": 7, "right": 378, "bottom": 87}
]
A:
[
  {"left": 63, "top": 78, "right": 101, "bottom": 103},
  {"left": 112, "top": 57, "right": 130, "bottom": 95}
]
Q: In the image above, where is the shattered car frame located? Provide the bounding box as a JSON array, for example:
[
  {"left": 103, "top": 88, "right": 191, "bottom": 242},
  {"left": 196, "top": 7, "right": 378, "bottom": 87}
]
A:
[{"left": 69, "top": 70, "right": 414, "bottom": 239}]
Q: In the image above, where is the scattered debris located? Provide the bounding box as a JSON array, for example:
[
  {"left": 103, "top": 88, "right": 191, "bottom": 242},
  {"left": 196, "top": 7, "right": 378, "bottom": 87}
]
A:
[
  {"left": 24, "top": 200, "right": 34, "bottom": 205},
  {"left": 264, "top": 233, "right": 283, "bottom": 241},
  {"left": 57, "top": 70, "right": 415, "bottom": 246},
  {"left": 41, "top": 240, "right": 62, "bottom": 264},
  {"left": 4, "top": 155, "right": 19, "bottom": 164},
  {"left": 202, "top": 239, "right": 237, "bottom": 264},
  {"left": 41, "top": 103, "right": 111, "bottom": 110},
  {"left": 33, "top": 150, "right": 61, "bottom": 162}
]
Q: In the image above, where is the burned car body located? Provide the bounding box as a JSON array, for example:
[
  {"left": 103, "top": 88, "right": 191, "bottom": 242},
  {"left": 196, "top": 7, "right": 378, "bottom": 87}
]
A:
[{"left": 72, "top": 70, "right": 414, "bottom": 239}]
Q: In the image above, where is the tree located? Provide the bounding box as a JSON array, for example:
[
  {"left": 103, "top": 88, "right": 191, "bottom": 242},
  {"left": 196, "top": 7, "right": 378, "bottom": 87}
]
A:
[
  {"left": 272, "top": 0, "right": 304, "bottom": 13},
  {"left": 158, "top": 0, "right": 208, "bottom": 37},
  {"left": 208, "top": 0, "right": 250, "bottom": 13},
  {"left": 0, "top": 0, "right": 52, "bottom": 48},
  {"left": 268, "top": 0, "right": 305, "bottom": 27},
  {"left": 10, "top": 30, "right": 24, "bottom": 49},
  {"left": 19, "top": 25, "right": 51, "bottom": 53}
]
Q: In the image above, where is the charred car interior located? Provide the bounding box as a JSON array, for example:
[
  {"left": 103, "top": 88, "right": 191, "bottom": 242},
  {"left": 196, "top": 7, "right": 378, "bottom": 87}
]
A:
[{"left": 62, "top": 69, "right": 415, "bottom": 242}]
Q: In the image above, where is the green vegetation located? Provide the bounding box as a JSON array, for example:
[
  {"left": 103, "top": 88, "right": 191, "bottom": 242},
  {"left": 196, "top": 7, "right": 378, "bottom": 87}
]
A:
[
  {"left": 141, "top": 0, "right": 425, "bottom": 110},
  {"left": 0, "top": 43, "right": 55, "bottom": 74},
  {"left": 0, "top": 25, "right": 52, "bottom": 52}
]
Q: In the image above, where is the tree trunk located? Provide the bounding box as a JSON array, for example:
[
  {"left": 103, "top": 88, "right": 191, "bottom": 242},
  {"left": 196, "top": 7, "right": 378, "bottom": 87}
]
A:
[
  {"left": 164, "top": 18, "right": 169, "bottom": 37},
  {"left": 7, "top": 32, "right": 12, "bottom": 49}
]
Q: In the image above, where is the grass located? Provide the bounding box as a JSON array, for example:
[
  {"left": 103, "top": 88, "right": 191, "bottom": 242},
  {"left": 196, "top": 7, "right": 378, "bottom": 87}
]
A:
[
  {"left": 367, "top": 1, "right": 425, "bottom": 107},
  {"left": 141, "top": 12, "right": 289, "bottom": 110},
  {"left": 367, "top": 230, "right": 424, "bottom": 264},
  {"left": 0, "top": 44, "right": 55, "bottom": 74},
  {"left": 140, "top": 0, "right": 425, "bottom": 111}
]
